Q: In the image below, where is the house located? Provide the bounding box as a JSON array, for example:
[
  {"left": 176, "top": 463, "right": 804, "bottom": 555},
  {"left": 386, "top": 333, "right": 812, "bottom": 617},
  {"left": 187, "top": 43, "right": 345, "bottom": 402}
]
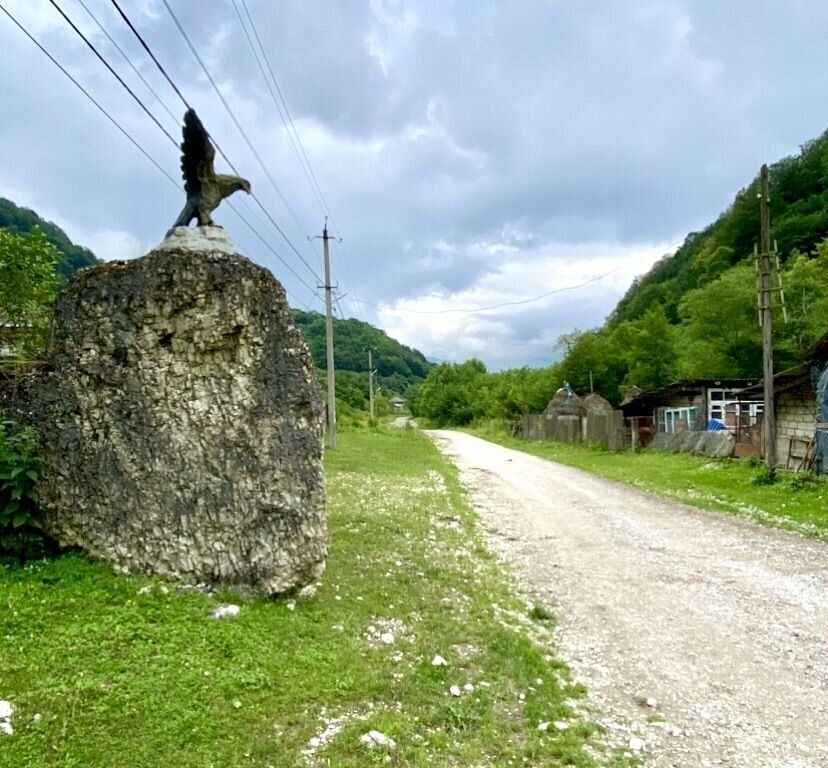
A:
[
  {"left": 619, "top": 379, "right": 760, "bottom": 449},
  {"left": 389, "top": 396, "right": 406, "bottom": 412},
  {"left": 739, "top": 333, "right": 828, "bottom": 473}
]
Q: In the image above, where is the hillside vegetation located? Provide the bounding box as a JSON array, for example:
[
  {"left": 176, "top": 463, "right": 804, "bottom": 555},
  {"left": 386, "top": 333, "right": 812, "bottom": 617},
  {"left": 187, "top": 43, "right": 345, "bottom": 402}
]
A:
[
  {"left": 292, "top": 310, "right": 432, "bottom": 409},
  {"left": 0, "top": 198, "right": 100, "bottom": 278}
]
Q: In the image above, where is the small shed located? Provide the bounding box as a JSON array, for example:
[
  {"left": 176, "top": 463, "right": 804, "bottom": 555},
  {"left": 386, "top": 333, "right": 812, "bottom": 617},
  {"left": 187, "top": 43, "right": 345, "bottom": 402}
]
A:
[{"left": 389, "top": 396, "right": 406, "bottom": 412}]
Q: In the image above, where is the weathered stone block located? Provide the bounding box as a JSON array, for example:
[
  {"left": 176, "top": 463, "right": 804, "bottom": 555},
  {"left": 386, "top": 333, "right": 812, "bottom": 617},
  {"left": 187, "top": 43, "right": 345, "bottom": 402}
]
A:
[{"left": 32, "top": 227, "right": 326, "bottom": 594}]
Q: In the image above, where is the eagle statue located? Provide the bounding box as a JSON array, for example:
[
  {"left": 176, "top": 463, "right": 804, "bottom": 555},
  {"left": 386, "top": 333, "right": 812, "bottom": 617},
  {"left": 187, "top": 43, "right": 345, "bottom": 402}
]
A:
[{"left": 170, "top": 109, "right": 251, "bottom": 231}]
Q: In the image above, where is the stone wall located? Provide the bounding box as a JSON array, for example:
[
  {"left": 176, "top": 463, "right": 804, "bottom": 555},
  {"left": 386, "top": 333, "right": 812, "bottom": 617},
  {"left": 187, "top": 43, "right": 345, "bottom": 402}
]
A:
[
  {"left": 31, "top": 227, "right": 326, "bottom": 595},
  {"left": 775, "top": 384, "right": 816, "bottom": 469}
]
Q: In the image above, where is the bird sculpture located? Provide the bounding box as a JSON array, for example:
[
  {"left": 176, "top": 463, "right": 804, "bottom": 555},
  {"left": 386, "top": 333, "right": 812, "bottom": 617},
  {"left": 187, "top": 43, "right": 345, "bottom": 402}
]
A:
[{"left": 170, "top": 108, "right": 251, "bottom": 231}]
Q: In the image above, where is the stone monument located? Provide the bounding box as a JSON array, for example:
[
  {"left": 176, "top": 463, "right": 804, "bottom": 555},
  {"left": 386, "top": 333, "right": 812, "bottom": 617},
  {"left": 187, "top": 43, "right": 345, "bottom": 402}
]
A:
[
  {"left": 33, "top": 227, "right": 326, "bottom": 594},
  {"left": 29, "top": 111, "right": 326, "bottom": 594}
]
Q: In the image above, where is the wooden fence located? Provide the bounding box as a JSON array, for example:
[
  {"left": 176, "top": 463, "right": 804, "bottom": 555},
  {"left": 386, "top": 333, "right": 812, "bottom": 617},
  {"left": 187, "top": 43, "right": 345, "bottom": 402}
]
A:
[{"left": 519, "top": 410, "right": 627, "bottom": 450}]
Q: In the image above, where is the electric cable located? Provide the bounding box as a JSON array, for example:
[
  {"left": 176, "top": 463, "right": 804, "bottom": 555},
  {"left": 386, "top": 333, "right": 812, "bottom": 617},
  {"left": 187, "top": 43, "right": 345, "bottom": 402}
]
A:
[
  {"left": 46, "top": 0, "right": 179, "bottom": 147},
  {"left": 159, "top": 0, "right": 319, "bottom": 267},
  {"left": 0, "top": 2, "right": 179, "bottom": 187},
  {"left": 1, "top": 2, "right": 314, "bottom": 304},
  {"left": 107, "top": 0, "right": 324, "bottom": 286},
  {"left": 75, "top": 0, "right": 179, "bottom": 125}
]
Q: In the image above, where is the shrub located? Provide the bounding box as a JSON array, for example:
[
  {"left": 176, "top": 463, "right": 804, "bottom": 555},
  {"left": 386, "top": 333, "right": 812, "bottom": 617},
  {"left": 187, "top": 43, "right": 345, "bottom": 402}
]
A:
[{"left": 0, "top": 417, "right": 50, "bottom": 559}]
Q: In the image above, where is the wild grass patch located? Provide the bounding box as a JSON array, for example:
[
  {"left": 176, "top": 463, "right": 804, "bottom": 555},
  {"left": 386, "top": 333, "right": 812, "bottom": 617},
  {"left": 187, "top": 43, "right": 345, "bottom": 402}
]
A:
[{"left": 0, "top": 426, "right": 630, "bottom": 767}]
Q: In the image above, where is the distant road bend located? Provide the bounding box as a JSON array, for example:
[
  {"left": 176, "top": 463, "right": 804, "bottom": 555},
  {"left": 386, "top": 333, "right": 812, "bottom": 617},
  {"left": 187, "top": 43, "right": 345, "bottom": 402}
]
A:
[{"left": 428, "top": 429, "right": 828, "bottom": 768}]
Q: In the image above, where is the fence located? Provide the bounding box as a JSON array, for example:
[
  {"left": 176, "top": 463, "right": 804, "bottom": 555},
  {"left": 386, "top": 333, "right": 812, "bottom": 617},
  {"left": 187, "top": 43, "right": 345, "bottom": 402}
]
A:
[{"left": 519, "top": 409, "right": 627, "bottom": 450}]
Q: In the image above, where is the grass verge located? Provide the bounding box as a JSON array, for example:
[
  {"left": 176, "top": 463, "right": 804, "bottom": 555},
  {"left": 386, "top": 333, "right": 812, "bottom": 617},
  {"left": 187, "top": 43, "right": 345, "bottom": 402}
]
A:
[
  {"left": 0, "top": 426, "right": 632, "bottom": 767},
  {"left": 466, "top": 422, "right": 828, "bottom": 539}
]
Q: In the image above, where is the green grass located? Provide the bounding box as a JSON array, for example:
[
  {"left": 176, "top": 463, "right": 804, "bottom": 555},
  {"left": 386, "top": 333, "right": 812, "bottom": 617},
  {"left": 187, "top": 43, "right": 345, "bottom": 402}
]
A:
[
  {"left": 0, "top": 427, "right": 632, "bottom": 767},
  {"left": 466, "top": 422, "right": 828, "bottom": 538}
]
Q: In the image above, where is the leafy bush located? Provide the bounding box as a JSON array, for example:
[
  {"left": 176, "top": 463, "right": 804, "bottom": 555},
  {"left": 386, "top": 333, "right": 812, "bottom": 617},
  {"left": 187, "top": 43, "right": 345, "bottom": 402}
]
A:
[{"left": 0, "top": 417, "right": 49, "bottom": 558}]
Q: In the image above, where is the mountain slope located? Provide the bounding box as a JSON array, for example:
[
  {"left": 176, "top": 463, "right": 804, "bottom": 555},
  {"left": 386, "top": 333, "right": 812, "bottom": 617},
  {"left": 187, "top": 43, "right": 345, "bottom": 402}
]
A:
[
  {"left": 610, "top": 131, "right": 828, "bottom": 327},
  {"left": 554, "top": 129, "right": 828, "bottom": 400},
  {"left": 0, "top": 198, "right": 100, "bottom": 278},
  {"left": 292, "top": 310, "right": 431, "bottom": 396}
]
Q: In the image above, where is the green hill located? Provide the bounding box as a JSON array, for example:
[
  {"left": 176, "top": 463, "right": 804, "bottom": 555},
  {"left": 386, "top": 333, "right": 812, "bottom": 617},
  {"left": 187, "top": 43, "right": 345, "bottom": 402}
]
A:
[
  {"left": 0, "top": 198, "right": 100, "bottom": 278},
  {"left": 555, "top": 130, "right": 828, "bottom": 401},
  {"left": 611, "top": 131, "right": 828, "bottom": 327},
  {"left": 292, "top": 310, "right": 432, "bottom": 406}
]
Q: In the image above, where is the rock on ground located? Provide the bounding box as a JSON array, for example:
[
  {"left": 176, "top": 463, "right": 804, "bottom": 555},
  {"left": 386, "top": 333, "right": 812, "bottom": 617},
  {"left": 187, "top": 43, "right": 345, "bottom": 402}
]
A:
[{"left": 31, "top": 227, "right": 326, "bottom": 595}]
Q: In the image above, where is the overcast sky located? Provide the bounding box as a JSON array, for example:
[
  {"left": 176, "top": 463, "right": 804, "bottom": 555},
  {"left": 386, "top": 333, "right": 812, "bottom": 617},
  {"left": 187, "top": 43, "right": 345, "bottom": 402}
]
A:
[{"left": 2, "top": 0, "right": 827, "bottom": 369}]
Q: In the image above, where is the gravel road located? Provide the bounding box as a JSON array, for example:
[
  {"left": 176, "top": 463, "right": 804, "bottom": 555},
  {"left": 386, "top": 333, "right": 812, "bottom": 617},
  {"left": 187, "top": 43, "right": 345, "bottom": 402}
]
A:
[{"left": 428, "top": 430, "right": 827, "bottom": 768}]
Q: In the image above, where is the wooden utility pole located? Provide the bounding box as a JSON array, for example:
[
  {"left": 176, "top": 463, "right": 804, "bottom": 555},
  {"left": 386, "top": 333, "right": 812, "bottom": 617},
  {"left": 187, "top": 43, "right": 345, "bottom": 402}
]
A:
[
  {"left": 367, "top": 348, "right": 375, "bottom": 422},
  {"left": 758, "top": 164, "right": 775, "bottom": 471},
  {"left": 321, "top": 222, "right": 336, "bottom": 449}
]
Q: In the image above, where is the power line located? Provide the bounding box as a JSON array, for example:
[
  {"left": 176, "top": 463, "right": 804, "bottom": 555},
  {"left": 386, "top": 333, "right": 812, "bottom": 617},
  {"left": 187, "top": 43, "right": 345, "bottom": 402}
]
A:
[
  {"left": 366, "top": 246, "right": 683, "bottom": 316},
  {"left": 0, "top": 2, "right": 179, "bottom": 188},
  {"left": 224, "top": 200, "right": 318, "bottom": 295},
  {"left": 232, "top": 0, "right": 363, "bottom": 318},
  {"left": 232, "top": 0, "right": 327, "bottom": 217},
  {"left": 3, "top": 2, "right": 314, "bottom": 306},
  {"left": 108, "top": 0, "right": 191, "bottom": 111},
  {"left": 45, "top": 0, "right": 178, "bottom": 148},
  {"left": 75, "top": 0, "right": 179, "bottom": 125},
  {"left": 107, "top": 0, "right": 324, "bottom": 287}
]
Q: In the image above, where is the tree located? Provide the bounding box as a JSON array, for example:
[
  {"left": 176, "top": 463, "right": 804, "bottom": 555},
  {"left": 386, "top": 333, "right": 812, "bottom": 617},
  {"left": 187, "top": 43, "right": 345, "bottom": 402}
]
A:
[
  {"left": 620, "top": 306, "right": 677, "bottom": 392},
  {"left": 676, "top": 264, "right": 760, "bottom": 378},
  {"left": 0, "top": 228, "right": 60, "bottom": 359},
  {"left": 414, "top": 359, "right": 487, "bottom": 426}
]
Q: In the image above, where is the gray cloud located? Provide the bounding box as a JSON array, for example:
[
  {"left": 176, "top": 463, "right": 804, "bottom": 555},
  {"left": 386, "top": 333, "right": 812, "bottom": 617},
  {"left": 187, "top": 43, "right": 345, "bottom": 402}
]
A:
[{"left": 1, "top": 0, "right": 827, "bottom": 367}]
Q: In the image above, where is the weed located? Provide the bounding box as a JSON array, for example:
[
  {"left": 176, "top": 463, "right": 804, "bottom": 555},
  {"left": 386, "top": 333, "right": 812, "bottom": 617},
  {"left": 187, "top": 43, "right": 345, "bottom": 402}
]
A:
[{"left": 529, "top": 603, "right": 554, "bottom": 622}]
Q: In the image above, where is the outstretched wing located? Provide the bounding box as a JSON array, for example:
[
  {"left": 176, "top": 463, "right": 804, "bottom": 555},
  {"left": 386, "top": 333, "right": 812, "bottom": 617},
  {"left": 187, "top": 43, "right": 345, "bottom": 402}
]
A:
[{"left": 180, "top": 109, "right": 215, "bottom": 196}]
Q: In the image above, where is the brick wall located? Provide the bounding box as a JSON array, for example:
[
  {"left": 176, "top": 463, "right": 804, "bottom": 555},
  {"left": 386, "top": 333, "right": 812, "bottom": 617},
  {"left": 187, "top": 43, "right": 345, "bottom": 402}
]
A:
[{"left": 775, "top": 384, "right": 816, "bottom": 467}]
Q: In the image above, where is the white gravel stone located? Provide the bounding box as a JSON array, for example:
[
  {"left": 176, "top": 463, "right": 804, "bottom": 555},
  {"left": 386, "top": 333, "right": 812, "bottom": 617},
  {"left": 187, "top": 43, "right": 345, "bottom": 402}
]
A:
[
  {"left": 629, "top": 737, "right": 646, "bottom": 752},
  {"left": 449, "top": 685, "right": 462, "bottom": 697},
  {"left": 554, "top": 721, "right": 569, "bottom": 730},
  {"left": 463, "top": 683, "right": 475, "bottom": 692},
  {"left": 0, "top": 701, "right": 12, "bottom": 720},
  {"left": 379, "top": 632, "right": 395, "bottom": 645},
  {"left": 360, "top": 730, "right": 396, "bottom": 750},
  {"left": 0, "top": 722, "right": 12, "bottom": 736},
  {"left": 537, "top": 721, "right": 550, "bottom": 731},
  {"left": 211, "top": 604, "right": 240, "bottom": 619},
  {"left": 431, "top": 654, "right": 448, "bottom": 666}
]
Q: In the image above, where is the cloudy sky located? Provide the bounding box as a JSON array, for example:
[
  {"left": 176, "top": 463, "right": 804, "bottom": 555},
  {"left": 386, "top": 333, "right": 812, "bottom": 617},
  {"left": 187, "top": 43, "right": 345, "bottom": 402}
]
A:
[{"left": 2, "top": 1, "right": 827, "bottom": 369}]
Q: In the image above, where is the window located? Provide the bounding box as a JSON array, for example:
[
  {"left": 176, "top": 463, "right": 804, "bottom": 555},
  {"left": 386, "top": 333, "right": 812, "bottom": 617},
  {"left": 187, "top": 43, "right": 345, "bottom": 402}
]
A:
[
  {"left": 658, "top": 406, "right": 698, "bottom": 433},
  {"left": 707, "top": 389, "right": 762, "bottom": 428},
  {"left": 708, "top": 389, "right": 748, "bottom": 426}
]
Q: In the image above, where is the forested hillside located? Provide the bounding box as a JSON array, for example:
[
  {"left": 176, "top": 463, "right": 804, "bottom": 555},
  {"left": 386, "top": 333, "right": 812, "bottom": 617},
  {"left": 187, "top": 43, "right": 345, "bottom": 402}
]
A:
[
  {"left": 554, "top": 131, "right": 828, "bottom": 401},
  {"left": 292, "top": 310, "right": 432, "bottom": 408},
  {"left": 0, "top": 198, "right": 100, "bottom": 278}
]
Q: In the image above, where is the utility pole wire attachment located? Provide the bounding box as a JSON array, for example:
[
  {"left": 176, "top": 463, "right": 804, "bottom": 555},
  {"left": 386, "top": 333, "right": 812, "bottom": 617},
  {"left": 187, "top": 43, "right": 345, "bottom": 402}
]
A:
[{"left": 310, "top": 221, "right": 339, "bottom": 448}]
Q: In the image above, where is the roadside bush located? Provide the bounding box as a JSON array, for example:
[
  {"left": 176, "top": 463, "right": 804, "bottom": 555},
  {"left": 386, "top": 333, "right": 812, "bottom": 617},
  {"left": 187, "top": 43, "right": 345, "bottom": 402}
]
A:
[{"left": 0, "top": 416, "right": 50, "bottom": 559}]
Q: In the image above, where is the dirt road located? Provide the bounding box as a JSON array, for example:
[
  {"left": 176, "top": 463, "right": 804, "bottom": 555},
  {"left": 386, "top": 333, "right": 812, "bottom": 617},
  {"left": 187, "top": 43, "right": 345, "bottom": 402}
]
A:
[{"left": 428, "top": 430, "right": 827, "bottom": 767}]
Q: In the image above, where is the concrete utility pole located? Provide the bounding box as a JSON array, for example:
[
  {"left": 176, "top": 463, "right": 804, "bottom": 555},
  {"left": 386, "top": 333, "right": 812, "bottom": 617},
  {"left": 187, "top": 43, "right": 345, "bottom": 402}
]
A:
[
  {"left": 758, "top": 164, "right": 775, "bottom": 471},
  {"left": 367, "top": 348, "right": 375, "bottom": 422},
  {"left": 320, "top": 221, "right": 336, "bottom": 448}
]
